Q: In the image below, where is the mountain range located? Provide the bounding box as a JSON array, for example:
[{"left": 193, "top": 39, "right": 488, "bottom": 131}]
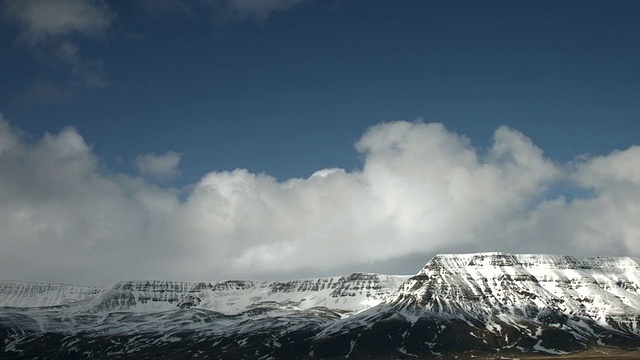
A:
[{"left": 1, "top": 252, "right": 639, "bottom": 359}]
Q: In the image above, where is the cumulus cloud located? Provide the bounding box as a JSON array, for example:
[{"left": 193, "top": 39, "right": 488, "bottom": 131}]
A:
[
  {"left": 0, "top": 113, "right": 639, "bottom": 285},
  {"left": 135, "top": 151, "right": 182, "bottom": 179},
  {"left": 3, "top": 0, "right": 113, "bottom": 95}
]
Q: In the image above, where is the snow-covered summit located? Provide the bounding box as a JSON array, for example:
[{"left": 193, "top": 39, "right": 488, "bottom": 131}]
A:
[
  {"left": 421, "top": 252, "right": 639, "bottom": 271},
  {"left": 389, "top": 252, "right": 640, "bottom": 323}
]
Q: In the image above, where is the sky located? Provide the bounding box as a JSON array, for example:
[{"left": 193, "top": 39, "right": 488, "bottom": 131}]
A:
[{"left": 1, "top": 0, "right": 640, "bottom": 285}]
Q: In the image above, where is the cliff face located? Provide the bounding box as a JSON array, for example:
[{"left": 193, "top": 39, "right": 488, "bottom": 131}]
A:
[
  {"left": 0, "top": 274, "right": 409, "bottom": 314},
  {"left": 1, "top": 253, "right": 639, "bottom": 359},
  {"left": 0, "top": 281, "right": 106, "bottom": 308}
]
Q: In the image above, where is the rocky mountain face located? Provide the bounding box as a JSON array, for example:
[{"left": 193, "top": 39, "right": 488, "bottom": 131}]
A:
[{"left": 1, "top": 253, "right": 639, "bottom": 359}]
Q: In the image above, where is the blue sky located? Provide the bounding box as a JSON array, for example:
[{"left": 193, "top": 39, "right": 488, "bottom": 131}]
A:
[
  {"left": 3, "top": 0, "right": 640, "bottom": 183},
  {"left": 1, "top": 0, "right": 640, "bottom": 284}
]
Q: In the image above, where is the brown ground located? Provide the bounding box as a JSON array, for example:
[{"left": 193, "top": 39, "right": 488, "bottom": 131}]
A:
[
  {"left": 490, "top": 348, "right": 640, "bottom": 359},
  {"left": 362, "top": 352, "right": 640, "bottom": 360},
  {"left": 363, "top": 348, "right": 640, "bottom": 359}
]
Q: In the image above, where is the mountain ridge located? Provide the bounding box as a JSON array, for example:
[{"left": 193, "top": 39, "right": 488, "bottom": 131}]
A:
[
  {"left": 0, "top": 272, "right": 409, "bottom": 315},
  {"left": 1, "top": 252, "right": 639, "bottom": 359}
]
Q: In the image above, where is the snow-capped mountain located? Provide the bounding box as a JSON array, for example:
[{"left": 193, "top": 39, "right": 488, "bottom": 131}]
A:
[
  {"left": 0, "top": 273, "right": 408, "bottom": 314},
  {"left": 1, "top": 253, "right": 639, "bottom": 359},
  {"left": 391, "top": 252, "right": 640, "bottom": 319},
  {"left": 84, "top": 273, "right": 408, "bottom": 314},
  {"left": 0, "top": 281, "right": 106, "bottom": 308},
  {"left": 0, "top": 273, "right": 408, "bottom": 359},
  {"left": 315, "top": 253, "right": 640, "bottom": 358}
]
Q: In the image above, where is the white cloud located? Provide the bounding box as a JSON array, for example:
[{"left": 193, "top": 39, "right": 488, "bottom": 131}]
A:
[
  {"left": 0, "top": 113, "right": 639, "bottom": 285},
  {"left": 4, "top": 0, "right": 113, "bottom": 43},
  {"left": 201, "top": 0, "right": 307, "bottom": 23},
  {"left": 139, "top": 0, "right": 195, "bottom": 16},
  {"left": 136, "top": 0, "right": 305, "bottom": 24},
  {"left": 3, "top": 0, "right": 113, "bottom": 94},
  {"left": 135, "top": 151, "right": 182, "bottom": 179}
]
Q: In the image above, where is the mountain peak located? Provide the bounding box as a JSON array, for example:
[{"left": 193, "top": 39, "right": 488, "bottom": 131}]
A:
[{"left": 391, "top": 253, "right": 640, "bottom": 318}]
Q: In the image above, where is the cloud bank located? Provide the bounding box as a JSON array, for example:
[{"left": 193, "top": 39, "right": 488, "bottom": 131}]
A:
[{"left": 0, "top": 114, "right": 639, "bottom": 285}]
